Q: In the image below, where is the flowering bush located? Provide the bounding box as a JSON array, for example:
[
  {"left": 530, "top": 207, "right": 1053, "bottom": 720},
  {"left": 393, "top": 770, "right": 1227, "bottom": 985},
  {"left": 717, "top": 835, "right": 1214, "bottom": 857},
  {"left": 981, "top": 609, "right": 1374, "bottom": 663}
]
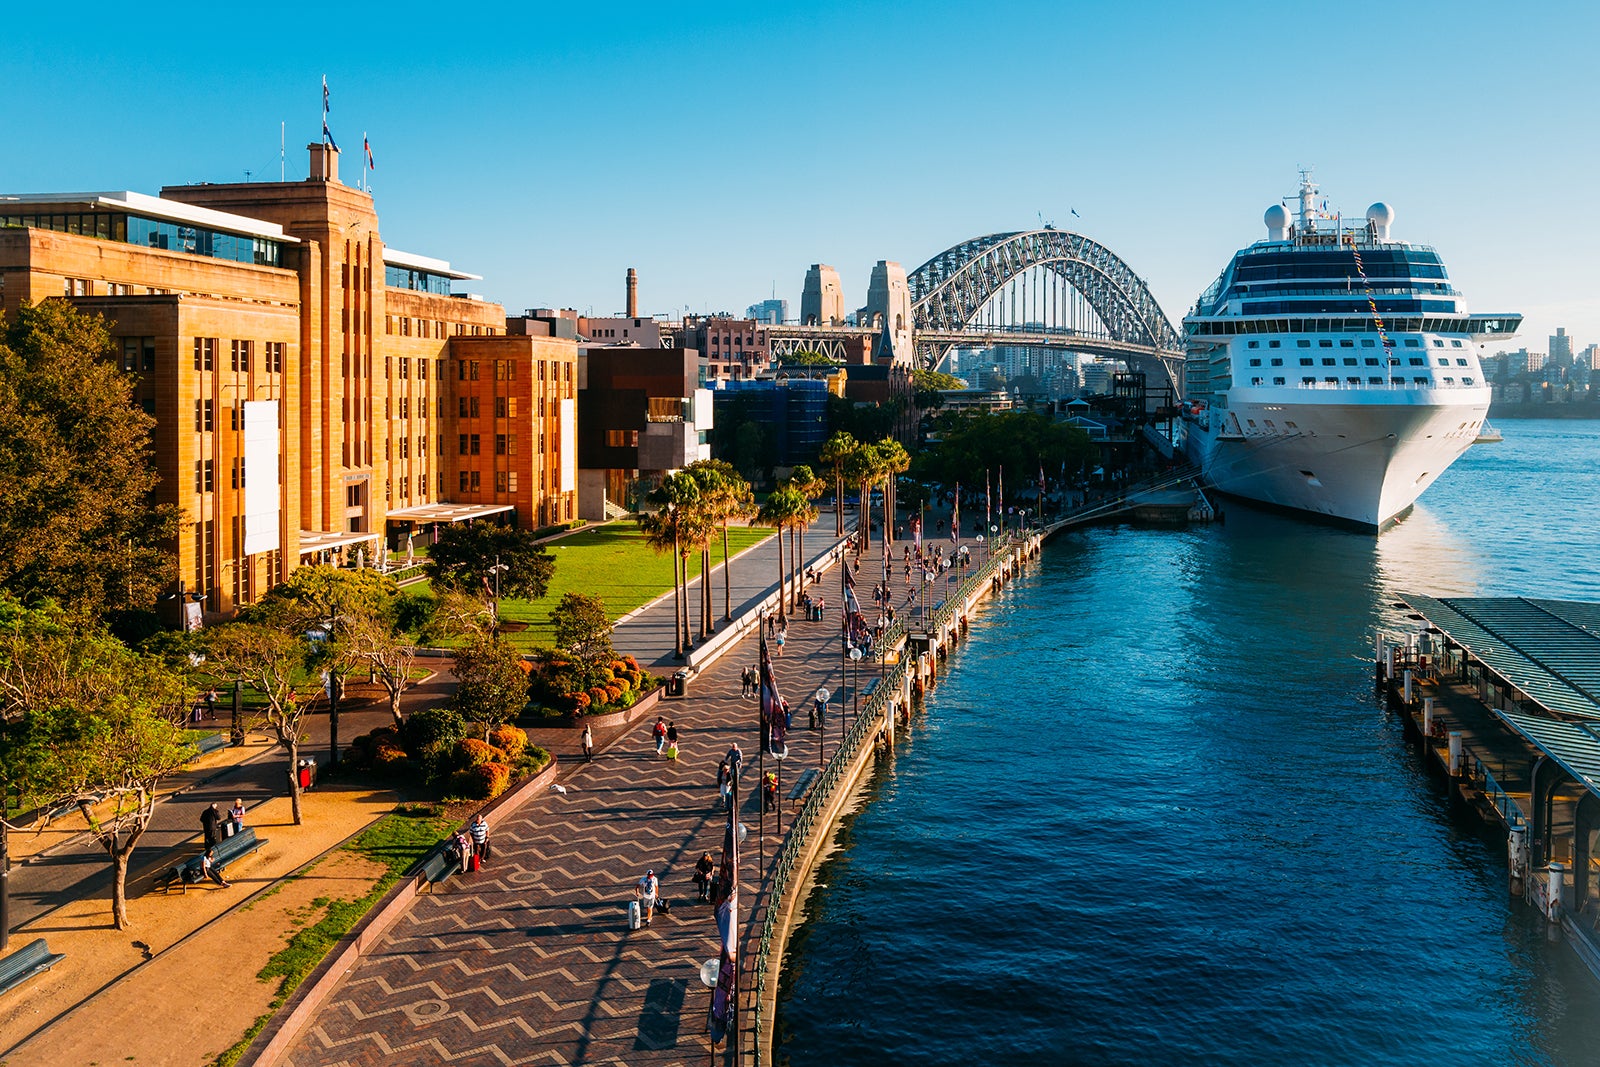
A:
[
  {"left": 455, "top": 737, "right": 504, "bottom": 769},
  {"left": 489, "top": 724, "right": 529, "bottom": 760}
]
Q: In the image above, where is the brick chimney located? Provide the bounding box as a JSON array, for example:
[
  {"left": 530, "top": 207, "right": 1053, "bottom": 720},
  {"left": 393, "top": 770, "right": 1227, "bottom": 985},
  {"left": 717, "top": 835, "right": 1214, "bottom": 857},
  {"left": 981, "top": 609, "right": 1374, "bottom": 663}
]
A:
[
  {"left": 308, "top": 143, "right": 340, "bottom": 183},
  {"left": 626, "top": 267, "right": 638, "bottom": 318}
]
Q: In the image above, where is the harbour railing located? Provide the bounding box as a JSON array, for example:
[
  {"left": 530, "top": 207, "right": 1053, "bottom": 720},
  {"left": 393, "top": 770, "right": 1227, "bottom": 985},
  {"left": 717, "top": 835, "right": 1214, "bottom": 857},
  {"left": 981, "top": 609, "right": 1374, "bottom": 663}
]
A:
[
  {"left": 748, "top": 534, "right": 1024, "bottom": 1064},
  {"left": 1472, "top": 755, "right": 1527, "bottom": 829}
]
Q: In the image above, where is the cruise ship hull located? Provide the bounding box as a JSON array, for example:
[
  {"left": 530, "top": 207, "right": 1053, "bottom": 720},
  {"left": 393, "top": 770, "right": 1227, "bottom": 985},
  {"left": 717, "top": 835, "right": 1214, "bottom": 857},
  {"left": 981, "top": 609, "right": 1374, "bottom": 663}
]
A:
[{"left": 1184, "top": 391, "right": 1490, "bottom": 529}]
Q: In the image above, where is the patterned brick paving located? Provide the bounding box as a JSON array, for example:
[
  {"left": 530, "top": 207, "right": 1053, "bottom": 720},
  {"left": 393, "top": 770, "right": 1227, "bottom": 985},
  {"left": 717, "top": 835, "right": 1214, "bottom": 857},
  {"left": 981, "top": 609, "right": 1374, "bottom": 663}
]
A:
[{"left": 283, "top": 598, "right": 865, "bottom": 1066}]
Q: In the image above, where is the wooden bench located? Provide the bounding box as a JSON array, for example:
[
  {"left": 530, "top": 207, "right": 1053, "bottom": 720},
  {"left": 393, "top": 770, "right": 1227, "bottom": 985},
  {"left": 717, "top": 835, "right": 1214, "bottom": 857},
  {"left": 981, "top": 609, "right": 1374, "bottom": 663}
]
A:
[
  {"left": 417, "top": 848, "right": 461, "bottom": 894},
  {"left": 156, "top": 827, "right": 267, "bottom": 893},
  {"left": 786, "top": 768, "right": 819, "bottom": 810},
  {"left": 861, "top": 678, "right": 881, "bottom": 700},
  {"left": 0, "top": 939, "right": 64, "bottom": 998},
  {"left": 194, "top": 732, "right": 228, "bottom": 756}
]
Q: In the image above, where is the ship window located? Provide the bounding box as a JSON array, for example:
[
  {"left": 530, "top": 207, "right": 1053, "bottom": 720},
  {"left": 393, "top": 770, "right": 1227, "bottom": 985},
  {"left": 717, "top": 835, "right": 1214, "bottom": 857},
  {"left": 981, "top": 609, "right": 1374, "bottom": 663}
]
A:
[
  {"left": 1319, "top": 339, "right": 1333, "bottom": 348},
  {"left": 1437, "top": 358, "right": 1449, "bottom": 366},
  {"left": 1251, "top": 377, "right": 1265, "bottom": 385},
  {"left": 1302, "top": 376, "right": 1316, "bottom": 384},
  {"left": 1463, "top": 377, "right": 1475, "bottom": 385},
  {"left": 1455, "top": 358, "right": 1468, "bottom": 366},
  {"left": 1321, "top": 357, "right": 1335, "bottom": 366},
  {"left": 1432, "top": 339, "right": 1444, "bottom": 346},
  {"left": 1248, "top": 358, "right": 1262, "bottom": 367},
  {"left": 1264, "top": 420, "right": 1275, "bottom": 429},
  {"left": 1268, "top": 340, "right": 1280, "bottom": 348},
  {"left": 1340, "top": 339, "right": 1354, "bottom": 348},
  {"left": 1343, "top": 358, "right": 1357, "bottom": 366},
  {"left": 1299, "top": 357, "right": 1313, "bottom": 366},
  {"left": 1388, "top": 357, "right": 1400, "bottom": 365},
  {"left": 1365, "top": 358, "right": 1379, "bottom": 366},
  {"left": 1247, "top": 419, "right": 1257, "bottom": 427},
  {"left": 1413, "top": 376, "right": 1429, "bottom": 385},
  {"left": 1284, "top": 421, "right": 1297, "bottom": 428},
  {"left": 1324, "top": 376, "right": 1339, "bottom": 384},
  {"left": 1270, "top": 358, "right": 1283, "bottom": 366},
  {"left": 1297, "top": 340, "right": 1311, "bottom": 348},
  {"left": 1451, "top": 340, "right": 1463, "bottom": 347},
  {"left": 1361, "top": 339, "right": 1375, "bottom": 347},
  {"left": 1272, "top": 377, "right": 1285, "bottom": 385},
  {"left": 1443, "top": 377, "right": 1455, "bottom": 384},
  {"left": 1347, "top": 377, "right": 1361, "bottom": 385},
  {"left": 1368, "top": 376, "right": 1384, "bottom": 384},
  {"left": 1408, "top": 357, "right": 1425, "bottom": 366},
  {"left": 1247, "top": 340, "right": 1259, "bottom": 348},
  {"left": 1404, "top": 338, "right": 1421, "bottom": 347}
]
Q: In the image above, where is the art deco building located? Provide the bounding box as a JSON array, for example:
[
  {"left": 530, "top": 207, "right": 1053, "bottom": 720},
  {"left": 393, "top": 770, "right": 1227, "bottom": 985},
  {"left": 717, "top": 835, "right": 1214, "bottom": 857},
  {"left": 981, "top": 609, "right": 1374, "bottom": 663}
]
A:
[{"left": 0, "top": 144, "right": 576, "bottom": 614}]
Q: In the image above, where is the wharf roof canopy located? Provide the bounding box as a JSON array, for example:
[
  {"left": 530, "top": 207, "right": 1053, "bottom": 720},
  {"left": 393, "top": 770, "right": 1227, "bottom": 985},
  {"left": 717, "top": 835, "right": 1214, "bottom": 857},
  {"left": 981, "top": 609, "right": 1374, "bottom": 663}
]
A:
[
  {"left": 1496, "top": 712, "right": 1600, "bottom": 802},
  {"left": 1403, "top": 594, "right": 1600, "bottom": 722}
]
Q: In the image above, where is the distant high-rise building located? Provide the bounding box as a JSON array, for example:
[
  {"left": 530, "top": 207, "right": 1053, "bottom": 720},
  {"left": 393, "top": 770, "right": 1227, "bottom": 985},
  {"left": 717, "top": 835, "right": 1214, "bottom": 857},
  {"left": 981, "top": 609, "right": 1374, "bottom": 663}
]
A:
[
  {"left": 745, "top": 298, "right": 788, "bottom": 324},
  {"left": 1581, "top": 343, "right": 1600, "bottom": 371},
  {"left": 1549, "top": 327, "right": 1573, "bottom": 369}
]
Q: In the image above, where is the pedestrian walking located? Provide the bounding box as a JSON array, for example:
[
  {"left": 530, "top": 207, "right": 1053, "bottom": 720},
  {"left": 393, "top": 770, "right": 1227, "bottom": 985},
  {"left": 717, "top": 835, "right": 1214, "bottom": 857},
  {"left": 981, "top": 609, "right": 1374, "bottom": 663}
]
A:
[
  {"left": 636, "top": 868, "right": 660, "bottom": 927},
  {"left": 229, "top": 798, "right": 245, "bottom": 836},
  {"left": 200, "top": 802, "right": 223, "bottom": 849},
  {"left": 665, "top": 721, "right": 680, "bottom": 761},
  {"left": 762, "top": 771, "right": 778, "bottom": 812},
  {"left": 726, "top": 742, "right": 744, "bottom": 784},
  {"left": 652, "top": 716, "right": 667, "bottom": 756},
  {"left": 469, "top": 813, "right": 490, "bottom": 864},
  {"left": 580, "top": 722, "right": 594, "bottom": 763}
]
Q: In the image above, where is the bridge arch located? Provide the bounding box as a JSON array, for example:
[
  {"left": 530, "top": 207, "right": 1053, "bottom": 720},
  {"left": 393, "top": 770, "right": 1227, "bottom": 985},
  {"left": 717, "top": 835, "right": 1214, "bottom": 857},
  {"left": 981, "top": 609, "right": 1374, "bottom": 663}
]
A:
[{"left": 907, "top": 229, "right": 1183, "bottom": 386}]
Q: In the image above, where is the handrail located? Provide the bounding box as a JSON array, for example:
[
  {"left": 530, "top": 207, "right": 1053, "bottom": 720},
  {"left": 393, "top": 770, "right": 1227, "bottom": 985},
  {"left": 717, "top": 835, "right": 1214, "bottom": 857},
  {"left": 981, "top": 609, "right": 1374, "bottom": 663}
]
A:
[{"left": 749, "top": 536, "right": 1026, "bottom": 1063}]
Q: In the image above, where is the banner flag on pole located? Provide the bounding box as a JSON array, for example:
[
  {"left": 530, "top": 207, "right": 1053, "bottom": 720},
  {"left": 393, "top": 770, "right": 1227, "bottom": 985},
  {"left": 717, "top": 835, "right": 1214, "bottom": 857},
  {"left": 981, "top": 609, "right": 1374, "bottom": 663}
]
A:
[
  {"left": 708, "top": 773, "right": 739, "bottom": 1044},
  {"left": 951, "top": 482, "right": 960, "bottom": 544},
  {"left": 759, "top": 629, "right": 786, "bottom": 751},
  {"left": 364, "top": 134, "right": 375, "bottom": 169},
  {"left": 321, "top": 75, "right": 338, "bottom": 151},
  {"left": 986, "top": 470, "right": 992, "bottom": 532}
]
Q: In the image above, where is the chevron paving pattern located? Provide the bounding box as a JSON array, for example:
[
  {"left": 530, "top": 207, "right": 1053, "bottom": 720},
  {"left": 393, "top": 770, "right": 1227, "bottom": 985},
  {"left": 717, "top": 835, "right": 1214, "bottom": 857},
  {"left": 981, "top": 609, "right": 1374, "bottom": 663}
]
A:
[{"left": 282, "top": 593, "right": 874, "bottom": 1067}]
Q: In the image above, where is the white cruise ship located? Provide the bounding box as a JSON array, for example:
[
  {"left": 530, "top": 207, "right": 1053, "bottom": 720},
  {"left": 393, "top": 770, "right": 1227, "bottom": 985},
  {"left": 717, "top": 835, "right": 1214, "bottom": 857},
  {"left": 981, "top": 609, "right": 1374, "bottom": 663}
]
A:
[{"left": 1181, "top": 174, "right": 1520, "bottom": 530}]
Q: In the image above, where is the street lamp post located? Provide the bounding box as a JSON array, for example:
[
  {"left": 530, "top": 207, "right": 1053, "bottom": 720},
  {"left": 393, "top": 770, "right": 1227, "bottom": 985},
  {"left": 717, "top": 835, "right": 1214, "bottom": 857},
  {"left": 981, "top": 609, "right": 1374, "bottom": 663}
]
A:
[
  {"left": 850, "top": 645, "right": 863, "bottom": 718},
  {"left": 488, "top": 553, "right": 508, "bottom": 635},
  {"left": 814, "top": 687, "right": 829, "bottom": 769}
]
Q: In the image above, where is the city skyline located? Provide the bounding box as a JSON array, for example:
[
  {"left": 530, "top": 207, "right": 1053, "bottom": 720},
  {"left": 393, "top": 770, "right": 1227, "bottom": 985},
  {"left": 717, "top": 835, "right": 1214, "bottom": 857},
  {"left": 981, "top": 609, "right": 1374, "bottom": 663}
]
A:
[{"left": 3, "top": 0, "right": 1595, "bottom": 347}]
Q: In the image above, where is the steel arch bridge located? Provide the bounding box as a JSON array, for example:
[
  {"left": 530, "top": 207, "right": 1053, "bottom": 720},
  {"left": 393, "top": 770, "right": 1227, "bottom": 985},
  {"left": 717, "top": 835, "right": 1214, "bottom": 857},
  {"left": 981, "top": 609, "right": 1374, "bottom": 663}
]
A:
[{"left": 908, "top": 229, "right": 1184, "bottom": 388}]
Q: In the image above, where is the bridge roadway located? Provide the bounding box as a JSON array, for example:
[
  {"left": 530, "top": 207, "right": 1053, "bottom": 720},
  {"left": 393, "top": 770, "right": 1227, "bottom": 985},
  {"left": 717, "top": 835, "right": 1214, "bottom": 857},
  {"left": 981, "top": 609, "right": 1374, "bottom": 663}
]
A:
[{"left": 275, "top": 517, "right": 989, "bottom": 1067}]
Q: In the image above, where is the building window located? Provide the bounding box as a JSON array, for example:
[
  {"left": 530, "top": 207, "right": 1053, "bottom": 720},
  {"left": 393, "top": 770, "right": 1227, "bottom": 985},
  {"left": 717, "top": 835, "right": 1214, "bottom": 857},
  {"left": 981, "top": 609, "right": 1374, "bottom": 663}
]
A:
[
  {"left": 470, "top": 434, "right": 481, "bottom": 455},
  {"left": 231, "top": 340, "right": 252, "bottom": 371},
  {"left": 195, "top": 459, "right": 214, "bottom": 493},
  {"left": 495, "top": 434, "right": 507, "bottom": 455},
  {"left": 459, "top": 397, "right": 470, "bottom": 418},
  {"left": 460, "top": 471, "right": 469, "bottom": 492},
  {"left": 193, "top": 337, "right": 216, "bottom": 370},
  {"left": 194, "top": 399, "right": 214, "bottom": 432},
  {"left": 495, "top": 396, "right": 507, "bottom": 418},
  {"left": 469, "top": 361, "right": 480, "bottom": 380},
  {"left": 495, "top": 360, "right": 505, "bottom": 381},
  {"left": 470, "top": 471, "right": 481, "bottom": 490},
  {"left": 496, "top": 471, "right": 508, "bottom": 493}
]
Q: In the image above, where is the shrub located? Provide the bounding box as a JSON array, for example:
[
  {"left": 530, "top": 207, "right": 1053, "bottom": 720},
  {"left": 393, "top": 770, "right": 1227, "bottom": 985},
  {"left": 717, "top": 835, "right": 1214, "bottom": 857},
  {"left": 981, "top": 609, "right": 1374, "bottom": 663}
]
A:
[
  {"left": 587, "top": 686, "right": 609, "bottom": 708},
  {"left": 455, "top": 737, "right": 503, "bottom": 770},
  {"left": 521, "top": 745, "right": 552, "bottom": 773},
  {"left": 404, "top": 705, "right": 466, "bottom": 752},
  {"left": 373, "top": 742, "right": 408, "bottom": 772},
  {"left": 622, "top": 654, "right": 639, "bottom": 671},
  {"left": 480, "top": 762, "right": 513, "bottom": 798},
  {"left": 489, "top": 724, "right": 528, "bottom": 760},
  {"left": 566, "top": 691, "right": 591, "bottom": 713},
  {"left": 603, "top": 684, "right": 622, "bottom": 704}
]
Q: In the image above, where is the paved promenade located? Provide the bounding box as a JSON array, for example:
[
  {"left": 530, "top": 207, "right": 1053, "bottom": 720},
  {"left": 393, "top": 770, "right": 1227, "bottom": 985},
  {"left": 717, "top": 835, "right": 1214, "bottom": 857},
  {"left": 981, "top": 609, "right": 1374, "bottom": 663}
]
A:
[{"left": 275, "top": 524, "right": 921, "bottom": 1066}]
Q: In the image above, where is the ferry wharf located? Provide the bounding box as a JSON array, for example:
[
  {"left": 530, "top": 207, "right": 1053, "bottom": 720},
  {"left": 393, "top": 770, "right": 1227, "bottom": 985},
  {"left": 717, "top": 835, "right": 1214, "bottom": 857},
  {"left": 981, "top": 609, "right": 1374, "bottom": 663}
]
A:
[
  {"left": 1375, "top": 594, "right": 1600, "bottom": 981},
  {"left": 246, "top": 523, "right": 1045, "bottom": 1067}
]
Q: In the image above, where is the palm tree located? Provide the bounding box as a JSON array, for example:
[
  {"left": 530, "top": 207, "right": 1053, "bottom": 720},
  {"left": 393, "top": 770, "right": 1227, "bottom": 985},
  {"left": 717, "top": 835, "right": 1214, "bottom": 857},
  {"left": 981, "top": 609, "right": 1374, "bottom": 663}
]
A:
[
  {"left": 842, "top": 442, "right": 879, "bottom": 552},
  {"left": 874, "top": 438, "right": 912, "bottom": 545},
  {"left": 757, "top": 486, "right": 808, "bottom": 622},
  {"left": 638, "top": 472, "right": 700, "bottom": 657},
  {"left": 784, "top": 465, "right": 825, "bottom": 611},
  {"left": 819, "top": 431, "right": 859, "bottom": 537},
  {"left": 689, "top": 460, "right": 756, "bottom": 623}
]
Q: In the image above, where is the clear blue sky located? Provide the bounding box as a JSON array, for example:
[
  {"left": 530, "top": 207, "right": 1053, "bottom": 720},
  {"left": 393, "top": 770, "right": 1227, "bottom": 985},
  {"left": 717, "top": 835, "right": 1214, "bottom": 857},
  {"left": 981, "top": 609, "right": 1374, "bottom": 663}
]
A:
[{"left": 4, "top": 1, "right": 1595, "bottom": 351}]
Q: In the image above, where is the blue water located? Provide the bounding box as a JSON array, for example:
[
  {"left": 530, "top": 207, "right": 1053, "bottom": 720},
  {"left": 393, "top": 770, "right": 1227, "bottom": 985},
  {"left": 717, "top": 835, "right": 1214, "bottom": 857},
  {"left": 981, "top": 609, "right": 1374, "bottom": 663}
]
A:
[{"left": 778, "top": 420, "right": 1600, "bottom": 1066}]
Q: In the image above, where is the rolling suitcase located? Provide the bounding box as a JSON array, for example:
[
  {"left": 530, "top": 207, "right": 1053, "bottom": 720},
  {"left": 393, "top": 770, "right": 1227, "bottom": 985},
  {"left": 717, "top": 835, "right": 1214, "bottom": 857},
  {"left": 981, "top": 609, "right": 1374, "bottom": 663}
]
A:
[
  {"left": 628, "top": 900, "right": 642, "bottom": 930},
  {"left": 469, "top": 853, "right": 481, "bottom": 872}
]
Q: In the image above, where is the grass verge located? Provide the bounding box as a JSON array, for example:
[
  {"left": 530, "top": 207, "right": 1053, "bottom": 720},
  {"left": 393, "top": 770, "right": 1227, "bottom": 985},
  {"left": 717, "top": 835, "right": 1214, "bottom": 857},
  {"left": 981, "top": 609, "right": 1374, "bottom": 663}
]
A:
[{"left": 211, "top": 811, "right": 454, "bottom": 1066}]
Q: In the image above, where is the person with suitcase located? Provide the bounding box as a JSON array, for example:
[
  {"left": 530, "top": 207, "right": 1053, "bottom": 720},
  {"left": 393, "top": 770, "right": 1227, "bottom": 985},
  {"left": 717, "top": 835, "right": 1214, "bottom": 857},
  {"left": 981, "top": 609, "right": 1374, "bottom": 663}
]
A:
[
  {"left": 469, "top": 813, "right": 490, "bottom": 866},
  {"left": 651, "top": 716, "right": 667, "bottom": 757},
  {"left": 636, "top": 868, "right": 660, "bottom": 927}
]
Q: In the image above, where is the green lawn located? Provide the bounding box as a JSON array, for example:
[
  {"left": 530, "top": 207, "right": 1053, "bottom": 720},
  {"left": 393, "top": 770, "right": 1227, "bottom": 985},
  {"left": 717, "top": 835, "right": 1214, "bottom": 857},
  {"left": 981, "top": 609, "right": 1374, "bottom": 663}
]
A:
[{"left": 495, "top": 524, "right": 773, "bottom": 649}]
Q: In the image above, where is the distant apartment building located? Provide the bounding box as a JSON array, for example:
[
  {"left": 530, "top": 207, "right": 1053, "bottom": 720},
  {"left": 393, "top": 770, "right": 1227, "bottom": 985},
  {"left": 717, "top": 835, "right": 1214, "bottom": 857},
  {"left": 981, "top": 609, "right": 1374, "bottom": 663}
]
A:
[
  {"left": 0, "top": 144, "right": 574, "bottom": 613},
  {"left": 682, "top": 315, "right": 771, "bottom": 381},
  {"left": 1549, "top": 327, "right": 1573, "bottom": 369},
  {"left": 745, "top": 298, "right": 788, "bottom": 324}
]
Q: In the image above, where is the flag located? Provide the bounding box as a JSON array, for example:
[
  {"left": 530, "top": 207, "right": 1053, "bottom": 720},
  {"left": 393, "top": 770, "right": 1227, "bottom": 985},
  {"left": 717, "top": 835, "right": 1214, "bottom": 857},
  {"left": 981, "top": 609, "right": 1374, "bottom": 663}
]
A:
[
  {"left": 322, "top": 75, "right": 330, "bottom": 114},
  {"left": 1039, "top": 464, "right": 1046, "bottom": 513},
  {"left": 708, "top": 780, "right": 739, "bottom": 1044},
  {"left": 951, "top": 482, "right": 959, "bottom": 543},
  {"left": 363, "top": 134, "right": 375, "bottom": 169},
  {"left": 842, "top": 566, "right": 862, "bottom": 617},
  {"left": 321, "top": 76, "right": 338, "bottom": 150},
  {"left": 998, "top": 466, "right": 1005, "bottom": 518},
  {"left": 985, "top": 470, "right": 992, "bottom": 531},
  {"left": 912, "top": 515, "right": 921, "bottom": 553},
  {"left": 759, "top": 631, "right": 786, "bottom": 751}
]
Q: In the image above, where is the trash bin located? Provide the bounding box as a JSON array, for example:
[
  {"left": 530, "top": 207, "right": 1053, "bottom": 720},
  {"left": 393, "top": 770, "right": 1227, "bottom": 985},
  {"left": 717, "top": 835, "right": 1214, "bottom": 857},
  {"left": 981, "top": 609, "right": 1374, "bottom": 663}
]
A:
[
  {"left": 297, "top": 758, "right": 317, "bottom": 791},
  {"left": 669, "top": 670, "right": 689, "bottom": 698}
]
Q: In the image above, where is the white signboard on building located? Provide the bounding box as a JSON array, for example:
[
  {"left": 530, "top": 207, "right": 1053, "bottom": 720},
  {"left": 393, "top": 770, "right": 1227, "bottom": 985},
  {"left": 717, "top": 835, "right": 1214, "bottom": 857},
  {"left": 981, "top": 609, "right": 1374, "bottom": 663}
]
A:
[
  {"left": 242, "top": 400, "right": 281, "bottom": 555},
  {"left": 559, "top": 397, "right": 577, "bottom": 494}
]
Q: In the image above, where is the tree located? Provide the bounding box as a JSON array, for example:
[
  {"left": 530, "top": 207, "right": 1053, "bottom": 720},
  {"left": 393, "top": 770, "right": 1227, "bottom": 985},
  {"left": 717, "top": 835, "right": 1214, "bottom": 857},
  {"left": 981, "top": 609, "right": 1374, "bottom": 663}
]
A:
[
  {"left": 0, "top": 301, "right": 177, "bottom": 622},
  {"left": 0, "top": 596, "right": 195, "bottom": 931},
  {"left": 255, "top": 566, "right": 395, "bottom": 764},
  {"left": 203, "top": 615, "right": 312, "bottom": 825},
  {"left": 639, "top": 473, "right": 701, "bottom": 657},
  {"left": 783, "top": 467, "right": 824, "bottom": 610},
  {"left": 756, "top": 486, "right": 809, "bottom": 621},
  {"left": 781, "top": 350, "right": 837, "bottom": 367},
  {"left": 875, "top": 439, "right": 912, "bottom": 545},
  {"left": 818, "top": 432, "right": 859, "bottom": 537},
  {"left": 550, "top": 592, "right": 614, "bottom": 665},
  {"left": 452, "top": 635, "right": 529, "bottom": 738},
  {"left": 346, "top": 611, "right": 419, "bottom": 727},
  {"left": 426, "top": 522, "right": 556, "bottom": 606}
]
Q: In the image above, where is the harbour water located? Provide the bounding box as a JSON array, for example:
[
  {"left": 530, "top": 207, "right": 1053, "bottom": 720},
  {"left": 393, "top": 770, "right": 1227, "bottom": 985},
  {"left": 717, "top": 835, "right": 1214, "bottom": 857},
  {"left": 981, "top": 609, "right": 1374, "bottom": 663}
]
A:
[{"left": 777, "top": 419, "right": 1600, "bottom": 1066}]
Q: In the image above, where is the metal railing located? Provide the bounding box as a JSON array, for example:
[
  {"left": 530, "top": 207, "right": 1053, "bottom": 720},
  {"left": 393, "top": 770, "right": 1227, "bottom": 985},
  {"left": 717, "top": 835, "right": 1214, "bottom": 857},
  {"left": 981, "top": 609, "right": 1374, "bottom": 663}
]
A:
[
  {"left": 1473, "top": 755, "right": 1526, "bottom": 829},
  {"left": 749, "top": 539, "right": 1025, "bottom": 1063}
]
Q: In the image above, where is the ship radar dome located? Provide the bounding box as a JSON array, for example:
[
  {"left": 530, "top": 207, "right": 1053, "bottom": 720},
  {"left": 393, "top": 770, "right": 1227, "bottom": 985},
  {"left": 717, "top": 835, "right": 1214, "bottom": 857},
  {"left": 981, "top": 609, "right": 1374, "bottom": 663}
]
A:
[
  {"left": 1366, "top": 202, "right": 1394, "bottom": 240},
  {"left": 1264, "top": 203, "right": 1290, "bottom": 240}
]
